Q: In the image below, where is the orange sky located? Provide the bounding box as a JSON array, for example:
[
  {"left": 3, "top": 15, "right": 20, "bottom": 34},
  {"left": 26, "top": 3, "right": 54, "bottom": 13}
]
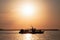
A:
[{"left": 0, "top": 0, "right": 60, "bottom": 29}]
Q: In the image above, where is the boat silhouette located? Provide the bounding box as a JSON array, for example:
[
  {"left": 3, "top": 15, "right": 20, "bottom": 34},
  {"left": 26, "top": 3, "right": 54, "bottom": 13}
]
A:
[{"left": 19, "top": 27, "right": 44, "bottom": 34}]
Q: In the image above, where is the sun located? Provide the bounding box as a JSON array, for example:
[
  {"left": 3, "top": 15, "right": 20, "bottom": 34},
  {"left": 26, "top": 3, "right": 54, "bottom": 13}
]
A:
[{"left": 21, "top": 4, "right": 34, "bottom": 17}]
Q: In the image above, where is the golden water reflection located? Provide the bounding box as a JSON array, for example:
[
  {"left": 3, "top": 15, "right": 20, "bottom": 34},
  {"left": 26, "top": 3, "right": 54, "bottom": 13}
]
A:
[
  {"left": 23, "top": 34, "right": 32, "bottom": 40},
  {"left": 0, "top": 31, "right": 60, "bottom": 40},
  {"left": 18, "top": 34, "right": 46, "bottom": 40}
]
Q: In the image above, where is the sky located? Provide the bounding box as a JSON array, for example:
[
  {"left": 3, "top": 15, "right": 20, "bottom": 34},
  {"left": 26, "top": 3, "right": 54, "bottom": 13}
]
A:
[{"left": 0, "top": 0, "right": 60, "bottom": 29}]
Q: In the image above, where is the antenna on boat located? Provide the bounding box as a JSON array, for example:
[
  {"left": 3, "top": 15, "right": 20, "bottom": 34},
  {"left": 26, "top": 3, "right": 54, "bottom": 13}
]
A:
[{"left": 31, "top": 25, "right": 33, "bottom": 29}]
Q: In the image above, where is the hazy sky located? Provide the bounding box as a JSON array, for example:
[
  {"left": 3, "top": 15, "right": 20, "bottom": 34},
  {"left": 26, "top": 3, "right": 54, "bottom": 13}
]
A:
[{"left": 0, "top": 0, "right": 60, "bottom": 29}]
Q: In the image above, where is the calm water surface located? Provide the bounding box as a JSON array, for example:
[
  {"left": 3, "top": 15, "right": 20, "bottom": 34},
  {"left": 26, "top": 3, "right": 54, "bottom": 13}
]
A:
[{"left": 0, "top": 31, "right": 60, "bottom": 40}]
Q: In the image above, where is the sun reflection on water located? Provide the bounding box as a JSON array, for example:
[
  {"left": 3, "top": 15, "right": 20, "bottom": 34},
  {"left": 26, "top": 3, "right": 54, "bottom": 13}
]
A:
[{"left": 23, "top": 34, "right": 32, "bottom": 40}]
